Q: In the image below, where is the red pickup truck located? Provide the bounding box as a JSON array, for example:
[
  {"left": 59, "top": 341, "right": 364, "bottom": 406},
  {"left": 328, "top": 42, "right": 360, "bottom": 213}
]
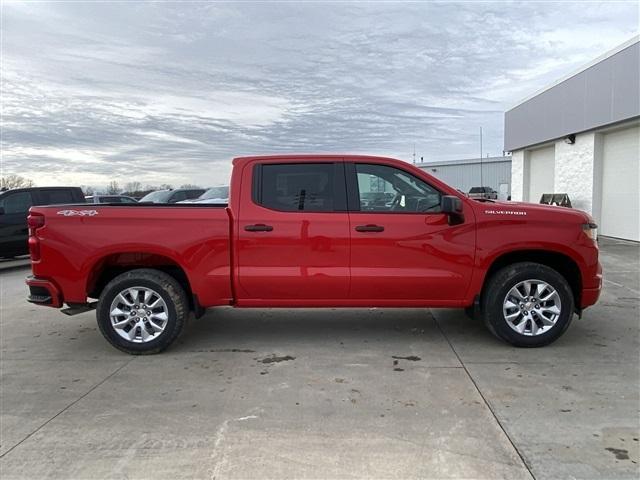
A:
[{"left": 26, "top": 155, "right": 602, "bottom": 354}]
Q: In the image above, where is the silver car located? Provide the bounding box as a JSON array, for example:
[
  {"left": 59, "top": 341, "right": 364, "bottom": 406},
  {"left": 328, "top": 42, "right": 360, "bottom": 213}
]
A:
[{"left": 85, "top": 195, "right": 138, "bottom": 204}]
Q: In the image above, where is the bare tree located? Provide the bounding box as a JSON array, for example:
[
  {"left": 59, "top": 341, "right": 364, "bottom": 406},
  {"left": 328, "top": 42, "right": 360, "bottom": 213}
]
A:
[
  {"left": 159, "top": 184, "right": 173, "bottom": 190},
  {"left": 136, "top": 185, "right": 159, "bottom": 198},
  {"left": 1, "top": 174, "right": 35, "bottom": 190},
  {"left": 124, "top": 181, "right": 142, "bottom": 194},
  {"left": 80, "top": 185, "right": 95, "bottom": 196},
  {"left": 180, "top": 184, "right": 202, "bottom": 189},
  {"left": 106, "top": 181, "right": 121, "bottom": 195}
]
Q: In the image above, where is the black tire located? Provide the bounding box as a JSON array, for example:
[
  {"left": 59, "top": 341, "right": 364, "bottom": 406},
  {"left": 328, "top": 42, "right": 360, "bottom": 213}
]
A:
[
  {"left": 481, "top": 262, "right": 574, "bottom": 347},
  {"left": 96, "top": 268, "right": 188, "bottom": 354}
]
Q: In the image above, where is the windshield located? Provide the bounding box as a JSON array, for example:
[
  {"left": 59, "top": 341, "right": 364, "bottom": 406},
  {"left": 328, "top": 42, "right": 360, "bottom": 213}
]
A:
[
  {"left": 140, "top": 190, "right": 172, "bottom": 202},
  {"left": 469, "top": 187, "right": 485, "bottom": 193},
  {"left": 199, "top": 186, "right": 229, "bottom": 200}
]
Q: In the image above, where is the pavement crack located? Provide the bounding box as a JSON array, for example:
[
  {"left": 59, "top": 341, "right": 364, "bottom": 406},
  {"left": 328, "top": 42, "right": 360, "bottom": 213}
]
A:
[
  {"left": 0, "top": 358, "right": 134, "bottom": 459},
  {"left": 433, "top": 316, "right": 536, "bottom": 480},
  {"left": 209, "top": 409, "right": 260, "bottom": 479}
]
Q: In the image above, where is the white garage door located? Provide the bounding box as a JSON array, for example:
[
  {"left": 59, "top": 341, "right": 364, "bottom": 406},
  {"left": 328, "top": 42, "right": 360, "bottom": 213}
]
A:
[
  {"left": 527, "top": 146, "right": 555, "bottom": 203},
  {"left": 600, "top": 126, "right": 640, "bottom": 241}
]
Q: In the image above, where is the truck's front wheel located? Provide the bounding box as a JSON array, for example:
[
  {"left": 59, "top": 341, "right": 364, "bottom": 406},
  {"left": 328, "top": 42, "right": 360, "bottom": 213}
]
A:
[
  {"left": 482, "top": 262, "right": 574, "bottom": 347},
  {"left": 96, "top": 269, "right": 188, "bottom": 354}
]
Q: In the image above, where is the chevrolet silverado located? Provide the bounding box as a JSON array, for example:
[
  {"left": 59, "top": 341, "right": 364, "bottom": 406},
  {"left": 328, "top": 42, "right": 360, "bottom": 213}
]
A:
[{"left": 26, "top": 155, "right": 602, "bottom": 354}]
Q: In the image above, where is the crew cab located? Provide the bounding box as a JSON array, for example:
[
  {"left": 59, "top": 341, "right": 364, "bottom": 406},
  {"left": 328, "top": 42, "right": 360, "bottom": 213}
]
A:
[{"left": 26, "top": 155, "right": 602, "bottom": 354}]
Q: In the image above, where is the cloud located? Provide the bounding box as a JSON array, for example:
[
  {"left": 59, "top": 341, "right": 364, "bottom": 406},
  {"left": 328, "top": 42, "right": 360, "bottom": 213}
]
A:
[{"left": 1, "top": 1, "right": 638, "bottom": 188}]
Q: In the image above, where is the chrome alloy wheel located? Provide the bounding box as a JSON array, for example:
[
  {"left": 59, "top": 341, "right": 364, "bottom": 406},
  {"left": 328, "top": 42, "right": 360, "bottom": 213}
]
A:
[
  {"left": 109, "top": 287, "right": 169, "bottom": 343},
  {"left": 502, "top": 279, "right": 562, "bottom": 336}
]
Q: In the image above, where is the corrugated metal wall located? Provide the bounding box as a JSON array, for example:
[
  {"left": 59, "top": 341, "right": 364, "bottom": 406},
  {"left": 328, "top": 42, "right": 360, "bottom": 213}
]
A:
[{"left": 418, "top": 160, "right": 512, "bottom": 198}]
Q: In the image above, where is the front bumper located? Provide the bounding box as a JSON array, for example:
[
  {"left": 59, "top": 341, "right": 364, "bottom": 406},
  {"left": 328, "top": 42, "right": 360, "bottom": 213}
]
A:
[
  {"left": 581, "top": 287, "right": 602, "bottom": 309},
  {"left": 580, "top": 261, "right": 603, "bottom": 309},
  {"left": 26, "top": 276, "right": 62, "bottom": 308}
]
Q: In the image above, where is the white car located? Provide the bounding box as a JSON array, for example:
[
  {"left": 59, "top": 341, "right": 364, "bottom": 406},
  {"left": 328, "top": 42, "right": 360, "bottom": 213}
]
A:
[
  {"left": 139, "top": 188, "right": 205, "bottom": 204},
  {"left": 85, "top": 195, "right": 138, "bottom": 204},
  {"left": 178, "top": 186, "right": 229, "bottom": 204}
]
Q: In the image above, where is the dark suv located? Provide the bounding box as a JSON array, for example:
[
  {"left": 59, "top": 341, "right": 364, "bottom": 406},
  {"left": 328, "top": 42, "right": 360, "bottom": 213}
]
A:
[{"left": 0, "top": 187, "right": 85, "bottom": 258}]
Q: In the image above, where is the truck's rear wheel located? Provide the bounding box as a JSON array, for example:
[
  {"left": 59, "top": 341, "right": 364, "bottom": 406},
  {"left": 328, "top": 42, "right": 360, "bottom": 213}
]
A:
[
  {"left": 481, "top": 262, "right": 574, "bottom": 347},
  {"left": 96, "top": 268, "right": 188, "bottom": 354}
]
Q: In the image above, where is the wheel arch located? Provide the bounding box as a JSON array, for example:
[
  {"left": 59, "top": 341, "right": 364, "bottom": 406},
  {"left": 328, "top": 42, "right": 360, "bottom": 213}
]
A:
[
  {"left": 86, "top": 252, "right": 196, "bottom": 312},
  {"left": 480, "top": 249, "right": 582, "bottom": 309}
]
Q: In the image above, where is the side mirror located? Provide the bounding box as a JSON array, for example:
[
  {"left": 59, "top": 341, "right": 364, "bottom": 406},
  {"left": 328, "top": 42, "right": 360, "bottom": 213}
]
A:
[
  {"left": 441, "top": 195, "right": 464, "bottom": 225},
  {"left": 441, "top": 195, "right": 463, "bottom": 214}
]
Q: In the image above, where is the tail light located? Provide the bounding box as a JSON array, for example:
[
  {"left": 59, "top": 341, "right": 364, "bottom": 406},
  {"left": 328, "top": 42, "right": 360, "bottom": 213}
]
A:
[
  {"left": 28, "top": 213, "right": 45, "bottom": 232},
  {"left": 27, "top": 213, "right": 45, "bottom": 261}
]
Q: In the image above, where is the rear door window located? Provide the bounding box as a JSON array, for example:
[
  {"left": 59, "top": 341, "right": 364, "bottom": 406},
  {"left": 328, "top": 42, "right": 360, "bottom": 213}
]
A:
[
  {"left": 254, "top": 163, "right": 345, "bottom": 212},
  {"left": 185, "top": 190, "right": 205, "bottom": 199},
  {"left": 37, "top": 189, "right": 75, "bottom": 205},
  {"left": 170, "top": 191, "right": 187, "bottom": 203}
]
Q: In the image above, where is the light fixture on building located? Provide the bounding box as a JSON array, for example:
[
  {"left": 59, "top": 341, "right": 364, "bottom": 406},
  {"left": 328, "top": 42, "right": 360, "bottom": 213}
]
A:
[
  {"left": 431, "top": 168, "right": 437, "bottom": 172},
  {"left": 564, "top": 134, "right": 576, "bottom": 144}
]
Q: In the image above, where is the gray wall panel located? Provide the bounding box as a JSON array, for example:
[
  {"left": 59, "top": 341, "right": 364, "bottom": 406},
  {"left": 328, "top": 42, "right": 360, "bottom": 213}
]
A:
[
  {"left": 505, "top": 41, "right": 640, "bottom": 151},
  {"left": 613, "top": 46, "right": 640, "bottom": 119}
]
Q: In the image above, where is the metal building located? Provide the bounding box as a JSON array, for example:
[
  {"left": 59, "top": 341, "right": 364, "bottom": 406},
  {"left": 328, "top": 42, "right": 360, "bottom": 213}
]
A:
[
  {"left": 505, "top": 36, "right": 639, "bottom": 241},
  {"left": 416, "top": 156, "right": 512, "bottom": 199}
]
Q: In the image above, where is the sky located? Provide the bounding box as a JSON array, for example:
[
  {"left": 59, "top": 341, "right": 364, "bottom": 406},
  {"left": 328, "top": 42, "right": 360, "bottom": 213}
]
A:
[{"left": 1, "top": 1, "right": 639, "bottom": 189}]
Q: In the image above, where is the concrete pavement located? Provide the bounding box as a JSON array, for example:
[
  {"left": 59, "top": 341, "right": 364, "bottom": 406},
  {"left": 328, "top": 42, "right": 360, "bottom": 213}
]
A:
[
  {"left": 0, "top": 238, "right": 638, "bottom": 479},
  {"left": 0, "top": 257, "right": 30, "bottom": 273}
]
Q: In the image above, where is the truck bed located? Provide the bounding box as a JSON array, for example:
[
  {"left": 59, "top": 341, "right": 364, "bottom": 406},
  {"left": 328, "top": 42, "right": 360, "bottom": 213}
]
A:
[{"left": 29, "top": 204, "right": 233, "bottom": 308}]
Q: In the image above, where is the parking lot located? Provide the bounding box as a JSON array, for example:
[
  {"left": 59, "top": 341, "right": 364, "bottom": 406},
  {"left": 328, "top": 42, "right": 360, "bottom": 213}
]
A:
[{"left": 0, "top": 237, "right": 638, "bottom": 479}]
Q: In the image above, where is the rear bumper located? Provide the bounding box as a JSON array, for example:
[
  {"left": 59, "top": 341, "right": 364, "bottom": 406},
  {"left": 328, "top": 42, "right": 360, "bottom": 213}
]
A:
[{"left": 26, "top": 276, "right": 62, "bottom": 308}]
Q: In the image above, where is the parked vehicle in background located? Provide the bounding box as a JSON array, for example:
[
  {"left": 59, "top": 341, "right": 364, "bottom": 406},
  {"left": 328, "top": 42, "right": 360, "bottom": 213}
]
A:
[
  {"left": 139, "top": 188, "right": 205, "bottom": 204},
  {"left": 0, "top": 187, "right": 85, "bottom": 258},
  {"left": 468, "top": 186, "right": 498, "bottom": 200},
  {"left": 178, "top": 186, "right": 229, "bottom": 204},
  {"left": 85, "top": 195, "right": 138, "bottom": 204},
  {"left": 539, "top": 193, "right": 572, "bottom": 208}
]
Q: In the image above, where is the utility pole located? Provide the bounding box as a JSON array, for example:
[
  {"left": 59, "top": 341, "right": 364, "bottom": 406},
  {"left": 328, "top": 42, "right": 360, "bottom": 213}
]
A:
[
  {"left": 413, "top": 143, "right": 416, "bottom": 164},
  {"left": 480, "top": 127, "right": 484, "bottom": 187}
]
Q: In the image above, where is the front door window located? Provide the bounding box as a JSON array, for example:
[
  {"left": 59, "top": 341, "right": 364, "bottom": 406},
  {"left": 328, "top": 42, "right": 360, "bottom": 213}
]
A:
[{"left": 355, "top": 164, "right": 441, "bottom": 213}]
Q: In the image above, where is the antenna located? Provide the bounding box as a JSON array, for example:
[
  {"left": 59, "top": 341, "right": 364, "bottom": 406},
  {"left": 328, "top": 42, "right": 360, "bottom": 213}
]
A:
[{"left": 479, "top": 127, "right": 484, "bottom": 187}]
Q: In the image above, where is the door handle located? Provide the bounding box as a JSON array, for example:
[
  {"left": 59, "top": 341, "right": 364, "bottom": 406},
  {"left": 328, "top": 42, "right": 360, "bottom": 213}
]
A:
[
  {"left": 355, "top": 224, "right": 384, "bottom": 232},
  {"left": 244, "top": 224, "right": 273, "bottom": 232}
]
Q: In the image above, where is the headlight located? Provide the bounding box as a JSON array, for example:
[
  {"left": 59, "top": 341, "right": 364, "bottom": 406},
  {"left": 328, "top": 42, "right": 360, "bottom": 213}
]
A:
[{"left": 582, "top": 223, "right": 598, "bottom": 241}]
